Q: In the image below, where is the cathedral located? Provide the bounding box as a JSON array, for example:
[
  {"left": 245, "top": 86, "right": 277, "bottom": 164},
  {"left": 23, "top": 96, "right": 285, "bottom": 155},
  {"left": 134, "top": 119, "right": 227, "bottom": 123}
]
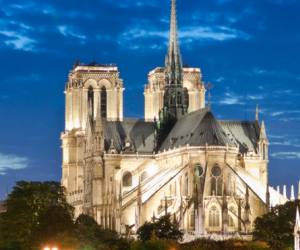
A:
[{"left": 61, "top": 0, "right": 292, "bottom": 238}]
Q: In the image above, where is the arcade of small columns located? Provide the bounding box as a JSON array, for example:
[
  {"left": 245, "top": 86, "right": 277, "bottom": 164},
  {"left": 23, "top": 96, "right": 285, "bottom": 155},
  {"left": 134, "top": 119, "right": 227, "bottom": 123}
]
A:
[{"left": 64, "top": 66, "right": 124, "bottom": 132}]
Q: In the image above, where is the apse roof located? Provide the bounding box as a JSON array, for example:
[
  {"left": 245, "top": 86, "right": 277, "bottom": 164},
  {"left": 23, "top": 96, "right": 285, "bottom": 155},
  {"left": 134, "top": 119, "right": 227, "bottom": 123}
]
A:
[{"left": 160, "top": 108, "right": 236, "bottom": 150}]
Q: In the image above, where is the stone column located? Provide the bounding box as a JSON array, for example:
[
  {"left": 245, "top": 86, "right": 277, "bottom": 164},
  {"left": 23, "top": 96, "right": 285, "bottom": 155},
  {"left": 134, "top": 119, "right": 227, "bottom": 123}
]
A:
[{"left": 82, "top": 89, "right": 88, "bottom": 130}]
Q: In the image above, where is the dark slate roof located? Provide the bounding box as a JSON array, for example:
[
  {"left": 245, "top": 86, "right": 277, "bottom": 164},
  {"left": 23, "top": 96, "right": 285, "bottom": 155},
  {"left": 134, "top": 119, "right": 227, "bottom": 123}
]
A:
[
  {"left": 102, "top": 110, "right": 260, "bottom": 155},
  {"left": 104, "top": 119, "right": 156, "bottom": 154},
  {"left": 219, "top": 121, "right": 260, "bottom": 153},
  {"left": 160, "top": 109, "right": 236, "bottom": 150}
]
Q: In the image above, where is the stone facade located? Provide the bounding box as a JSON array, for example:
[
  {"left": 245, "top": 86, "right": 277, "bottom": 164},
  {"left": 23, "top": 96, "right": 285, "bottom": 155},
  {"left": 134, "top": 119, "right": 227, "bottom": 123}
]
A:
[{"left": 61, "top": 0, "right": 288, "bottom": 238}]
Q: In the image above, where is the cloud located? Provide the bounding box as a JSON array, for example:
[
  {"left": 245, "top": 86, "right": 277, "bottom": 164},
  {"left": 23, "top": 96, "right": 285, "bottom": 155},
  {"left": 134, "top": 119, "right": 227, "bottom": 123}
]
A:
[
  {"left": 217, "top": 92, "right": 245, "bottom": 105},
  {"left": 271, "top": 138, "right": 300, "bottom": 148},
  {"left": 216, "top": 91, "right": 267, "bottom": 106},
  {"left": 247, "top": 94, "right": 264, "bottom": 100},
  {"left": 0, "top": 153, "right": 29, "bottom": 175},
  {"left": 120, "top": 25, "right": 250, "bottom": 49},
  {"left": 108, "top": 0, "right": 160, "bottom": 8},
  {"left": 252, "top": 68, "right": 300, "bottom": 81},
  {"left": 271, "top": 151, "right": 300, "bottom": 160},
  {"left": 58, "top": 25, "right": 87, "bottom": 41},
  {"left": 219, "top": 96, "right": 244, "bottom": 105},
  {"left": 270, "top": 110, "right": 300, "bottom": 117},
  {"left": 215, "top": 77, "right": 225, "bottom": 83},
  {"left": 0, "top": 30, "right": 36, "bottom": 51}
]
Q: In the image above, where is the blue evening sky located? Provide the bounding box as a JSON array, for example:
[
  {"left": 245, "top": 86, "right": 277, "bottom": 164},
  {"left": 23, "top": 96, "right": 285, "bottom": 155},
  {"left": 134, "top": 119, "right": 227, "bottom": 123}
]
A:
[{"left": 0, "top": 0, "right": 299, "bottom": 199}]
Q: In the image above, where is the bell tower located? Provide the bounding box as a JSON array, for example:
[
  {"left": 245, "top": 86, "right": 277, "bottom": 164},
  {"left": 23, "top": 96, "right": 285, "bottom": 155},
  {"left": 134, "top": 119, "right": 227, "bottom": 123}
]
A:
[{"left": 61, "top": 63, "right": 124, "bottom": 217}]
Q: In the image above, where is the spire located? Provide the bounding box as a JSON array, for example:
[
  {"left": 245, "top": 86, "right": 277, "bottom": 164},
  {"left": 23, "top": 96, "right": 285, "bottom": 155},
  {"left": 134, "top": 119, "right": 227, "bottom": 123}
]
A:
[
  {"left": 283, "top": 185, "right": 287, "bottom": 199},
  {"left": 277, "top": 185, "right": 280, "bottom": 194},
  {"left": 160, "top": 0, "right": 188, "bottom": 122},
  {"left": 259, "top": 121, "right": 268, "bottom": 141},
  {"left": 165, "top": 0, "right": 182, "bottom": 87},
  {"left": 256, "top": 105, "right": 259, "bottom": 121},
  {"left": 291, "top": 185, "right": 295, "bottom": 201}
]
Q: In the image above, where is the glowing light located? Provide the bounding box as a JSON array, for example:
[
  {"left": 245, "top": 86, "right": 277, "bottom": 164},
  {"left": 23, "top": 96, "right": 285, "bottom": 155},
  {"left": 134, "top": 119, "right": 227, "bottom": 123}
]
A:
[
  {"left": 43, "top": 246, "right": 58, "bottom": 250},
  {"left": 146, "top": 162, "right": 158, "bottom": 177}
]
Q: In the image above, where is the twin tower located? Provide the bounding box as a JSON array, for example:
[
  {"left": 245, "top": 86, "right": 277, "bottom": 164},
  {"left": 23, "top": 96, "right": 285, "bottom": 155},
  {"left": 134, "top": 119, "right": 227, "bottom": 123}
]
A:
[{"left": 64, "top": 0, "right": 205, "bottom": 135}]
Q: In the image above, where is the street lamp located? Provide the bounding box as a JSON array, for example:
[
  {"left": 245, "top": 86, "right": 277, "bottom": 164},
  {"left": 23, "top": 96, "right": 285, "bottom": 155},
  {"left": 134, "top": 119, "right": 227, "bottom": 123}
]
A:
[{"left": 43, "top": 247, "right": 58, "bottom": 250}]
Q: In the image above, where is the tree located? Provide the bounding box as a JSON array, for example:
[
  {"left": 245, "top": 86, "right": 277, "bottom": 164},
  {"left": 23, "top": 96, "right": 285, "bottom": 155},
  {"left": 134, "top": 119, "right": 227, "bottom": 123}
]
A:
[
  {"left": 0, "top": 181, "right": 132, "bottom": 250},
  {"left": 75, "top": 214, "right": 126, "bottom": 250},
  {"left": 137, "top": 215, "right": 183, "bottom": 242},
  {"left": 253, "top": 200, "right": 300, "bottom": 250},
  {"left": 33, "top": 205, "right": 77, "bottom": 249},
  {"left": 0, "top": 181, "right": 74, "bottom": 250}
]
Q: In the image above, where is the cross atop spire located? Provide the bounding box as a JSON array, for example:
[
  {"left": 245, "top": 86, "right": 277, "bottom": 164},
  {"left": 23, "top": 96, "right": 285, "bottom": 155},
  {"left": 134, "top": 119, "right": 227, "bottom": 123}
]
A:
[{"left": 165, "top": 0, "right": 183, "bottom": 86}]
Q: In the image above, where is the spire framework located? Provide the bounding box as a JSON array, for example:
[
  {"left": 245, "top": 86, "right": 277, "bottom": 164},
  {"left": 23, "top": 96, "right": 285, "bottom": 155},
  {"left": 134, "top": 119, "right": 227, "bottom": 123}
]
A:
[
  {"left": 161, "top": 0, "right": 189, "bottom": 121},
  {"left": 165, "top": 0, "right": 183, "bottom": 86}
]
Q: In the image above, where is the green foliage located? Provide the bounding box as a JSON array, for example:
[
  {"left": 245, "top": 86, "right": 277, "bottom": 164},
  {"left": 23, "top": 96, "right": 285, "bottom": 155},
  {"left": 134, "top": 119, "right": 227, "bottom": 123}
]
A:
[
  {"left": 131, "top": 239, "right": 178, "bottom": 250},
  {"left": 0, "top": 181, "right": 73, "bottom": 250},
  {"left": 131, "top": 239, "right": 269, "bottom": 250},
  {"left": 33, "top": 205, "right": 77, "bottom": 249},
  {"left": 75, "top": 214, "right": 122, "bottom": 250},
  {"left": 253, "top": 199, "right": 300, "bottom": 250},
  {"left": 181, "top": 239, "right": 269, "bottom": 250},
  {"left": 137, "top": 215, "right": 183, "bottom": 242},
  {"left": 0, "top": 181, "right": 129, "bottom": 250}
]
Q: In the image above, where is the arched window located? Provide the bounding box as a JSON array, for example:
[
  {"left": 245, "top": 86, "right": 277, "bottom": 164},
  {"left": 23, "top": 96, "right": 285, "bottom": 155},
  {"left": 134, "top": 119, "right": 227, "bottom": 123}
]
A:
[
  {"left": 195, "top": 164, "right": 204, "bottom": 177},
  {"left": 170, "top": 94, "right": 176, "bottom": 105},
  {"left": 190, "top": 211, "right": 195, "bottom": 228},
  {"left": 211, "top": 165, "right": 222, "bottom": 196},
  {"left": 101, "top": 86, "right": 107, "bottom": 118},
  {"left": 185, "top": 173, "right": 189, "bottom": 196},
  {"left": 229, "top": 206, "right": 236, "bottom": 228},
  {"left": 178, "top": 92, "right": 182, "bottom": 105},
  {"left": 229, "top": 215, "right": 235, "bottom": 227},
  {"left": 122, "top": 172, "right": 132, "bottom": 187},
  {"left": 209, "top": 206, "right": 220, "bottom": 228},
  {"left": 88, "top": 87, "right": 94, "bottom": 118}
]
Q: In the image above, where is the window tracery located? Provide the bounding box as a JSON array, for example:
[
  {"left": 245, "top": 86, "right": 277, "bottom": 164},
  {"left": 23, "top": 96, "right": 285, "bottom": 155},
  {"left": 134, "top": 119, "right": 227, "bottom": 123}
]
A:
[
  {"left": 122, "top": 172, "right": 132, "bottom": 187},
  {"left": 211, "top": 165, "right": 222, "bottom": 196},
  {"left": 209, "top": 206, "right": 220, "bottom": 228}
]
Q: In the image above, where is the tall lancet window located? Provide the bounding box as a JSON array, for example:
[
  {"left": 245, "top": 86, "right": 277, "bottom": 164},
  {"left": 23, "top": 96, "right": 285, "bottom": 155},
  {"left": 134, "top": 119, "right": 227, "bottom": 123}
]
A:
[
  {"left": 209, "top": 206, "right": 220, "bottom": 228},
  {"left": 211, "top": 165, "right": 222, "bottom": 196},
  {"left": 101, "top": 87, "right": 107, "bottom": 118},
  {"left": 88, "top": 87, "right": 94, "bottom": 118}
]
